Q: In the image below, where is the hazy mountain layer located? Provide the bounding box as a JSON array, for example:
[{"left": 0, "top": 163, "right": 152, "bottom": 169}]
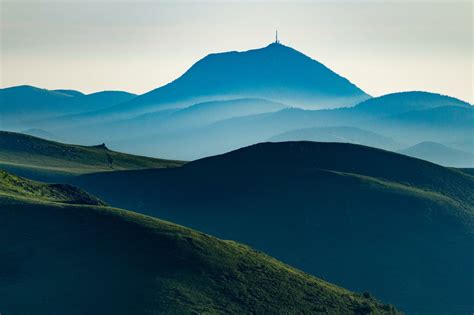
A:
[
  {"left": 269, "top": 126, "right": 401, "bottom": 150},
  {"left": 398, "top": 141, "right": 474, "bottom": 167},
  {"left": 46, "top": 98, "right": 288, "bottom": 144},
  {"left": 0, "top": 85, "right": 136, "bottom": 128}
]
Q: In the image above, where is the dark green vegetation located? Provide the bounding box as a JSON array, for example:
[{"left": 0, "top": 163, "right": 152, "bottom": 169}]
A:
[
  {"left": 457, "top": 168, "right": 474, "bottom": 176},
  {"left": 0, "top": 131, "right": 184, "bottom": 182},
  {"left": 0, "top": 170, "right": 104, "bottom": 205},
  {"left": 74, "top": 141, "right": 474, "bottom": 315},
  {"left": 0, "top": 170, "right": 398, "bottom": 314}
]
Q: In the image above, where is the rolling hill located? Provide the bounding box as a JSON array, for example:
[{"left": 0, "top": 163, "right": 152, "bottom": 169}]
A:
[
  {"left": 73, "top": 141, "right": 474, "bottom": 315},
  {"left": 0, "top": 170, "right": 398, "bottom": 314},
  {"left": 0, "top": 131, "right": 184, "bottom": 182},
  {"left": 398, "top": 141, "right": 474, "bottom": 167}
]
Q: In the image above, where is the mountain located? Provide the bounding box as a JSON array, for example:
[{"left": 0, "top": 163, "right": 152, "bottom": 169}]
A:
[
  {"left": 21, "top": 128, "right": 61, "bottom": 141},
  {"left": 73, "top": 141, "right": 474, "bottom": 315},
  {"left": 49, "top": 98, "right": 288, "bottom": 144},
  {"left": 161, "top": 98, "right": 288, "bottom": 129},
  {"left": 0, "top": 170, "right": 398, "bottom": 314},
  {"left": 53, "top": 89, "right": 85, "bottom": 97},
  {"left": 0, "top": 86, "right": 74, "bottom": 122},
  {"left": 0, "top": 131, "right": 184, "bottom": 182},
  {"left": 398, "top": 141, "right": 474, "bottom": 167},
  {"left": 0, "top": 85, "right": 136, "bottom": 128},
  {"left": 269, "top": 126, "right": 401, "bottom": 150},
  {"left": 352, "top": 91, "right": 470, "bottom": 117},
  {"left": 98, "top": 43, "right": 369, "bottom": 116},
  {"left": 99, "top": 91, "right": 472, "bottom": 160}
]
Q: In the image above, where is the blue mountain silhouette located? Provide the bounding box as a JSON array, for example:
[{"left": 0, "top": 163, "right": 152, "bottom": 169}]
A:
[{"left": 109, "top": 43, "right": 369, "bottom": 114}]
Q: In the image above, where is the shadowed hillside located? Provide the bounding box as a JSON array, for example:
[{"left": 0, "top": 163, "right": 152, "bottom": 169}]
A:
[
  {"left": 0, "top": 170, "right": 398, "bottom": 315},
  {"left": 0, "top": 131, "right": 184, "bottom": 182},
  {"left": 74, "top": 141, "right": 474, "bottom": 315}
]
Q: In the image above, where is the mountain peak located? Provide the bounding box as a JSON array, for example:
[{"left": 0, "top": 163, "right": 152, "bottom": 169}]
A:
[{"left": 121, "top": 43, "right": 369, "bottom": 113}]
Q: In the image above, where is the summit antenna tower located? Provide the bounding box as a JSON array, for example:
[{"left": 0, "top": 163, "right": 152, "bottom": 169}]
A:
[{"left": 275, "top": 30, "right": 280, "bottom": 44}]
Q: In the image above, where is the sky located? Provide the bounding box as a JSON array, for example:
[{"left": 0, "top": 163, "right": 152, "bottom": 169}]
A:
[{"left": 1, "top": 1, "right": 472, "bottom": 103}]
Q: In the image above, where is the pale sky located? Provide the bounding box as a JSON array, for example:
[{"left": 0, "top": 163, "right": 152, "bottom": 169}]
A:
[{"left": 1, "top": 1, "right": 472, "bottom": 103}]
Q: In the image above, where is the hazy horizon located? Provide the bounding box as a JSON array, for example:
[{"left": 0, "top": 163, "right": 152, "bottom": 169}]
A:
[{"left": 1, "top": 1, "right": 472, "bottom": 103}]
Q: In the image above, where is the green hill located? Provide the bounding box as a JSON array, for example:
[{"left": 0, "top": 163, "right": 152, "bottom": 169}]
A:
[
  {"left": 0, "top": 170, "right": 398, "bottom": 314},
  {"left": 0, "top": 170, "right": 104, "bottom": 205},
  {"left": 0, "top": 131, "right": 184, "bottom": 181},
  {"left": 73, "top": 141, "right": 474, "bottom": 315}
]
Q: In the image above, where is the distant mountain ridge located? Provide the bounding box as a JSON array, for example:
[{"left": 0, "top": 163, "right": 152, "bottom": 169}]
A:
[
  {"left": 353, "top": 91, "right": 470, "bottom": 116},
  {"left": 103, "top": 91, "right": 472, "bottom": 161},
  {"left": 0, "top": 85, "right": 136, "bottom": 128},
  {"left": 269, "top": 126, "right": 401, "bottom": 151},
  {"left": 398, "top": 141, "right": 474, "bottom": 167}
]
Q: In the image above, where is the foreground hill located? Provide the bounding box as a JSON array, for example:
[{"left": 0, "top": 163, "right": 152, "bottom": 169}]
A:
[
  {"left": 0, "top": 170, "right": 397, "bottom": 314},
  {"left": 0, "top": 131, "right": 184, "bottom": 182},
  {"left": 74, "top": 141, "right": 474, "bottom": 314},
  {"left": 398, "top": 141, "right": 474, "bottom": 167}
]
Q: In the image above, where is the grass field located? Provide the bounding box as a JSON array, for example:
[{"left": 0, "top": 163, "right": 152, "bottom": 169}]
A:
[
  {"left": 0, "top": 131, "right": 185, "bottom": 181},
  {"left": 0, "top": 170, "right": 399, "bottom": 314},
  {"left": 73, "top": 141, "right": 474, "bottom": 315}
]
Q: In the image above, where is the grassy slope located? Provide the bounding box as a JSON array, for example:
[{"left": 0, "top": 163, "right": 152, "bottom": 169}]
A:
[
  {"left": 456, "top": 168, "right": 474, "bottom": 176},
  {"left": 73, "top": 141, "right": 474, "bottom": 315},
  {"left": 0, "top": 171, "right": 398, "bottom": 314},
  {"left": 0, "top": 170, "right": 104, "bottom": 205},
  {"left": 0, "top": 131, "right": 184, "bottom": 181}
]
